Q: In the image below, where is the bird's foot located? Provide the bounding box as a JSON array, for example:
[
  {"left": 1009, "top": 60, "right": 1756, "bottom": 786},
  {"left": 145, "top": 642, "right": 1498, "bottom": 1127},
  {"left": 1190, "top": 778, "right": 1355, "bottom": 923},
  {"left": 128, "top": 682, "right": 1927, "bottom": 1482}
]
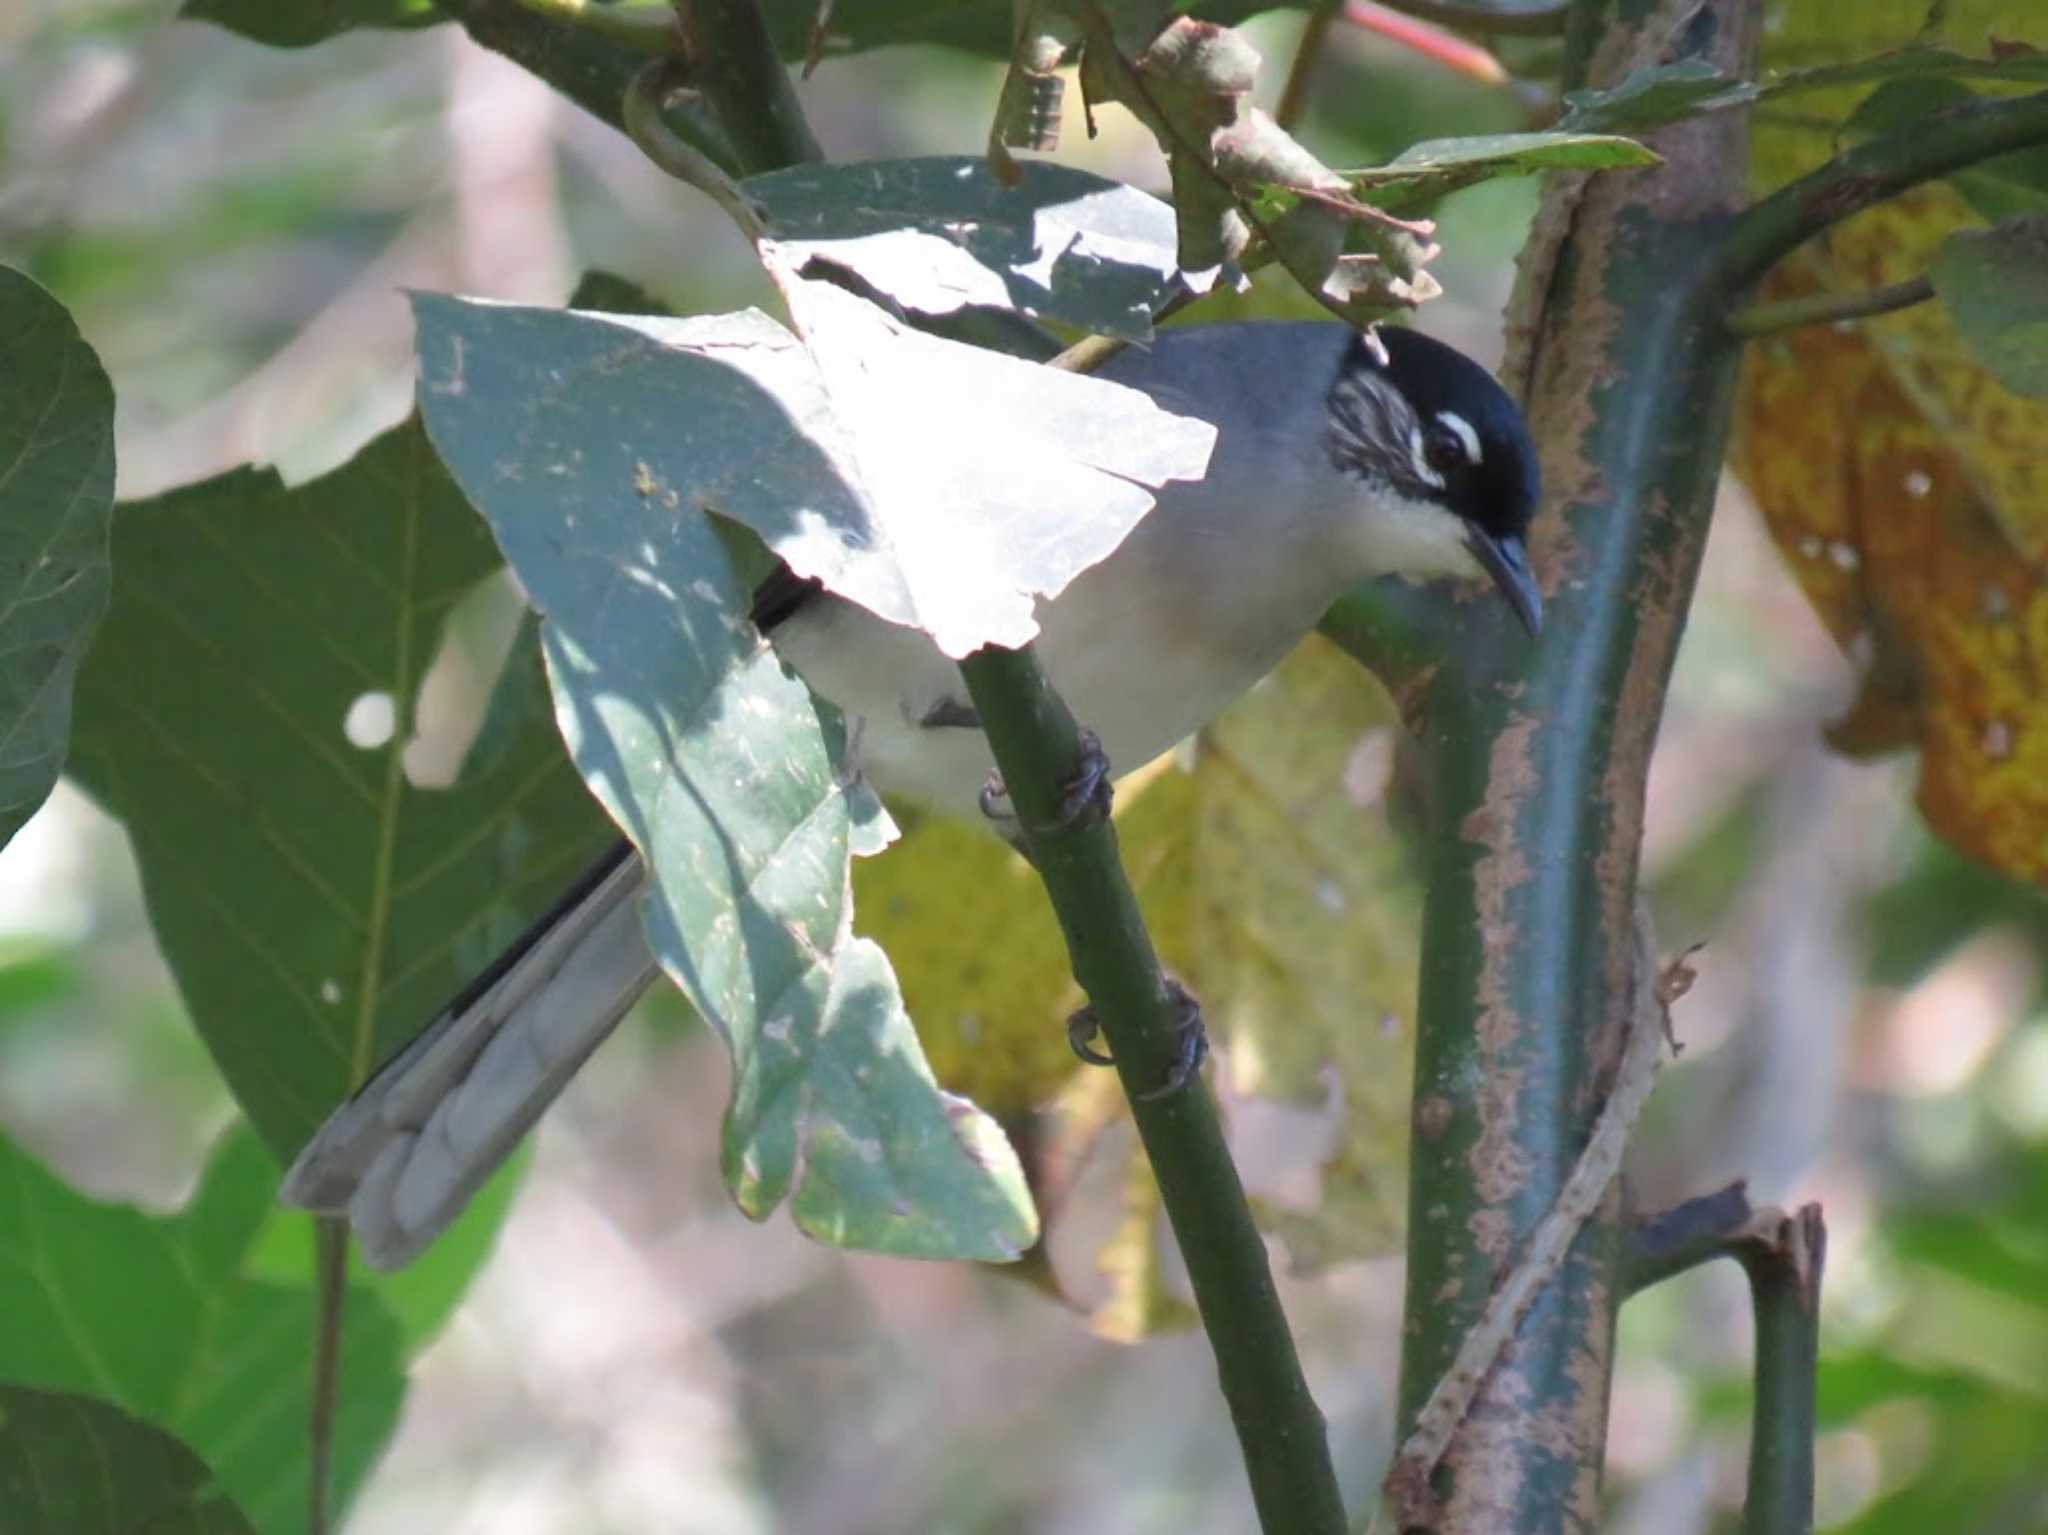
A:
[
  {"left": 1065, "top": 977, "right": 1208, "bottom": 1101},
  {"left": 978, "top": 730, "right": 1111, "bottom": 833},
  {"left": 1057, "top": 729, "right": 1114, "bottom": 829}
]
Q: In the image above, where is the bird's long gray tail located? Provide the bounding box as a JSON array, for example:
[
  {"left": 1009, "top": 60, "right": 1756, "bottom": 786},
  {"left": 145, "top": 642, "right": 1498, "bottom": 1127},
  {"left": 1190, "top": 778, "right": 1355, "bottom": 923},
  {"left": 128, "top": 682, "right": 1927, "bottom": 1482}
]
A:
[{"left": 279, "top": 841, "right": 657, "bottom": 1269}]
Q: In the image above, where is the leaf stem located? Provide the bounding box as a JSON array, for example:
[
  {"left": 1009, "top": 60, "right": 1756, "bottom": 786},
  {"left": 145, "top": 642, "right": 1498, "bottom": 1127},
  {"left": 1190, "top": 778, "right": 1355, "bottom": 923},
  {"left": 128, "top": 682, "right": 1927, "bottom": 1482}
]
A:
[
  {"left": 957, "top": 644, "right": 1346, "bottom": 1535},
  {"left": 504, "top": 0, "right": 680, "bottom": 52},
  {"left": 1724, "top": 274, "right": 1934, "bottom": 336}
]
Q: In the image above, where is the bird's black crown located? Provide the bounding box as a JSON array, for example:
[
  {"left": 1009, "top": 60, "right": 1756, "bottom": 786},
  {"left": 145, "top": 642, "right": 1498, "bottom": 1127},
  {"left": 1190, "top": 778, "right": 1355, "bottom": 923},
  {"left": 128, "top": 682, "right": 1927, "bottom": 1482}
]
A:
[{"left": 1325, "top": 326, "right": 1539, "bottom": 548}]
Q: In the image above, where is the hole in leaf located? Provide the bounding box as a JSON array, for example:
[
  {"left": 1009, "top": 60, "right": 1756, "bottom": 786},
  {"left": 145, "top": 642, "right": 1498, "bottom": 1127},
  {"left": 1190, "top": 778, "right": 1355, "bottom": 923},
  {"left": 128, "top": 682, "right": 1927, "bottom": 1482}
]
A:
[{"left": 343, "top": 692, "right": 396, "bottom": 750}]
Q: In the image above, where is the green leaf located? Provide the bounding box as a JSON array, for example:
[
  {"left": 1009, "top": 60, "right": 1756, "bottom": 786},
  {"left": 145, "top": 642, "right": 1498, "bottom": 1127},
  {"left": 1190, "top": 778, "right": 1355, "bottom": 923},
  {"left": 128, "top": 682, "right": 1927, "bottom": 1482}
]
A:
[
  {"left": 1564, "top": 43, "right": 2048, "bottom": 136},
  {"left": 66, "top": 418, "right": 616, "bottom": 1162},
  {"left": 745, "top": 156, "right": 1180, "bottom": 340},
  {"left": 0, "top": 267, "right": 113, "bottom": 856},
  {"left": 1556, "top": 60, "right": 1752, "bottom": 133},
  {"left": 1933, "top": 216, "right": 2048, "bottom": 398},
  {"left": 411, "top": 294, "right": 1039, "bottom": 1261},
  {"left": 1335, "top": 132, "right": 1663, "bottom": 214},
  {"left": 178, "top": 0, "right": 436, "bottom": 47},
  {"left": 0, "top": 1128, "right": 405, "bottom": 1535},
  {"left": 0, "top": 1386, "right": 258, "bottom": 1535}
]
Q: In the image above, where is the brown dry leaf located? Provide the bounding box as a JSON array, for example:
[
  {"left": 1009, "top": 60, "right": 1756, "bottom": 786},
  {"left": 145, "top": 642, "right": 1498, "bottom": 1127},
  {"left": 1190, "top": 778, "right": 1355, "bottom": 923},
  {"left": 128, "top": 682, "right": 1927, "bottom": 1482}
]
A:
[
  {"left": 1731, "top": 3, "right": 2048, "bottom": 882},
  {"left": 1732, "top": 258, "right": 2048, "bottom": 880}
]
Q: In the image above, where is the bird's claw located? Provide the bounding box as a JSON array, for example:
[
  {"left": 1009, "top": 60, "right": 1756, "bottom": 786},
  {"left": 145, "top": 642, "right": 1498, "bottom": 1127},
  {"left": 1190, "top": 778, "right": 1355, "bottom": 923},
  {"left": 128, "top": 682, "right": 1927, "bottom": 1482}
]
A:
[
  {"left": 980, "top": 730, "right": 1110, "bottom": 833},
  {"left": 1057, "top": 729, "right": 1114, "bottom": 829},
  {"left": 977, "top": 773, "right": 1016, "bottom": 826},
  {"left": 1064, "top": 978, "right": 1208, "bottom": 1100}
]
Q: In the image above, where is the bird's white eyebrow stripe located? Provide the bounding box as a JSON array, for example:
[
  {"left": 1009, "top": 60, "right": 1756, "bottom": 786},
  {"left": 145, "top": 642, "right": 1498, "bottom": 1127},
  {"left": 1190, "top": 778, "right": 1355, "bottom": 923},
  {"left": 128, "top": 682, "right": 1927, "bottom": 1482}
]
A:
[
  {"left": 1407, "top": 425, "right": 1446, "bottom": 488},
  {"left": 1435, "top": 410, "right": 1482, "bottom": 464}
]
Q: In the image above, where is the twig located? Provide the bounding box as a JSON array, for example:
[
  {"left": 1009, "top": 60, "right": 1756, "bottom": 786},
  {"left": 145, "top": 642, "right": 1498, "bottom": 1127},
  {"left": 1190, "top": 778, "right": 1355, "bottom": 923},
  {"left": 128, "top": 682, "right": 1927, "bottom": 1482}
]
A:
[
  {"left": 1340, "top": 2, "right": 1511, "bottom": 86},
  {"left": 621, "top": 61, "right": 767, "bottom": 236},
  {"left": 1618, "top": 1185, "right": 1826, "bottom": 1531},
  {"left": 1379, "top": 908, "right": 1686, "bottom": 1529},
  {"left": 958, "top": 646, "right": 1346, "bottom": 1535},
  {"left": 1724, "top": 273, "right": 1934, "bottom": 336},
  {"left": 670, "top": 0, "right": 823, "bottom": 174},
  {"left": 1708, "top": 88, "right": 2048, "bottom": 303},
  {"left": 1276, "top": 4, "right": 1340, "bottom": 131},
  {"left": 1624, "top": 1180, "right": 1754, "bottom": 1294}
]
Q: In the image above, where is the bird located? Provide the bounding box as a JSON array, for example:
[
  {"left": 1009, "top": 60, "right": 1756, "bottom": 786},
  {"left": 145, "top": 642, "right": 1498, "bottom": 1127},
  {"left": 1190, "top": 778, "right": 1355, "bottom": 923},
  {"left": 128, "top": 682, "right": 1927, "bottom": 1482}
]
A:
[{"left": 279, "top": 320, "right": 1543, "bottom": 1268}]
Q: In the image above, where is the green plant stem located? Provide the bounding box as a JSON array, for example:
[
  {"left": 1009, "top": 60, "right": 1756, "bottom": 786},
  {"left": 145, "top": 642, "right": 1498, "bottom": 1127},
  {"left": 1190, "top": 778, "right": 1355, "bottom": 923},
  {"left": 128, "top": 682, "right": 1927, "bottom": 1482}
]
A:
[
  {"left": 308, "top": 1218, "right": 349, "bottom": 1535},
  {"left": 437, "top": 0, "right": 736, "bottom": 171},
  {"left": 957, "top": 645, "right": 1346, "bottom": 1535},
  {"left": 672, "top": 0, "right": 823, "bottom": 174},
  {"left": 1277, "top": 4, "right": 1340, "bottom": 131},
  {"left": 1725, "top": 274, "right": 1934, "bottom": 336},
  {"left": 505, "top": 0, "right": 679, "bottom": 52},
  {"left": 1737, "top": 1207, "right": 1826, "bottom": 1535},
  {"left": 657, "top": 2, "right": 1340, "bottom": 1522},
  {"left": 1708, "top": 87, "right": 2048, "bottom": 301}
]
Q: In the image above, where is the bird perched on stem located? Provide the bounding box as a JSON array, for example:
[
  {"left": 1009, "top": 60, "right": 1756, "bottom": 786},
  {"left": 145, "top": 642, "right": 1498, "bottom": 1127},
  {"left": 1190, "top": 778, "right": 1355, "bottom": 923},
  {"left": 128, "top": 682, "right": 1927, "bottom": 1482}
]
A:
[{"left": 282, "top": 320, "right": 1543, "bottom": 1268}]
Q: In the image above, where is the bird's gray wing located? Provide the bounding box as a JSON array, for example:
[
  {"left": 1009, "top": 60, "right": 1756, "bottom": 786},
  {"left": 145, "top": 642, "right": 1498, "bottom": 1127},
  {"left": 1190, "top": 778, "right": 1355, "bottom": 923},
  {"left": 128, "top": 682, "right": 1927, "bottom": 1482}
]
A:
[{"left": 279, "top": 845, "right": 659, "bottom": 1269}]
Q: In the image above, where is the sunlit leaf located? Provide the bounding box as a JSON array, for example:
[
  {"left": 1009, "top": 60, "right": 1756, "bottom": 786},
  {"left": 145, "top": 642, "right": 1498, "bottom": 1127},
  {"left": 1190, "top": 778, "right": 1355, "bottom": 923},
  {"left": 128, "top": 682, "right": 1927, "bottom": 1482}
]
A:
[
  {"left": 0, "top": 268, "right": 112, "bottom": 857},
  {"left": 0, "top": 1129, "right": 404, "bottom": 1535},
  {"left": 411, "top": 294, "right": 1040, "bottom": 1261},
  {"left": 0, "top": 1386, "right": 257, "bottom": 1535},
  {"left": 746, "top": 156, "right": 1181, "bottom": 341}
]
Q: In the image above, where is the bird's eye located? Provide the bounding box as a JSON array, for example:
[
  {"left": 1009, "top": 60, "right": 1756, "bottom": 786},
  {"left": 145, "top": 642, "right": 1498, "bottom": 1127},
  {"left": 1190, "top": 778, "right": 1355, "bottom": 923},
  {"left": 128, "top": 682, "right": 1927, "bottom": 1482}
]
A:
[{"left": 1422, "top": 424, "right": 1470, "bottom": 476}]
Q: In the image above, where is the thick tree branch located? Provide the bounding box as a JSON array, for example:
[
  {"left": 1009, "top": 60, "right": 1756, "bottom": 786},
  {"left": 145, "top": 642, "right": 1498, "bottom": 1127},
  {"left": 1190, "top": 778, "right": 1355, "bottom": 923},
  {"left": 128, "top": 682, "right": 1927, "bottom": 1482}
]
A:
[
  {"left": 959, "top": 646, "right": 1346, "bottom": 1535},
  {"left": 1323, "top": 4, "right": 1764, "bottom": 1528},
  {"left": 1725, "top": 274, "right": 1934, "bottom": 336}
]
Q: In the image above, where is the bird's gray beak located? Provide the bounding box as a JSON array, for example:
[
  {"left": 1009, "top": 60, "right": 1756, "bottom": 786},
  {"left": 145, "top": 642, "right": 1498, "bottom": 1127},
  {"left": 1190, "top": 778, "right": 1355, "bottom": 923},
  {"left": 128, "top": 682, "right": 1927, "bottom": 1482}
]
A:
[{"left": 1468, "top": 531, "right": 1542, "bottom": 637}]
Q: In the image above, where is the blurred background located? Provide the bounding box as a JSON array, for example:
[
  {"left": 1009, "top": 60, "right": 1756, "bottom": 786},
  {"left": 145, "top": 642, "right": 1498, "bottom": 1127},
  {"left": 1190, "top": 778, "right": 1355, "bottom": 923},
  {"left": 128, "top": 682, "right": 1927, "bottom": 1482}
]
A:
[{"left": 3, "top": 2, "right": 2046, "bottom": 1531}]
